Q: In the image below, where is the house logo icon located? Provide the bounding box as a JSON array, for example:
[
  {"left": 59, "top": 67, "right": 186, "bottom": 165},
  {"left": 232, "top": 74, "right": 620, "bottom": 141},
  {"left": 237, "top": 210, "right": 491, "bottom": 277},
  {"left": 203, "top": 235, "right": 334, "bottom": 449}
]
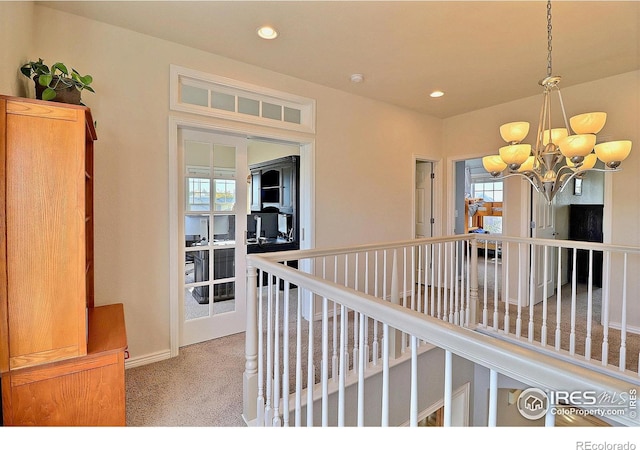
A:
[{"left": 517, "top": 388, "right": 549, "bottom": 420}]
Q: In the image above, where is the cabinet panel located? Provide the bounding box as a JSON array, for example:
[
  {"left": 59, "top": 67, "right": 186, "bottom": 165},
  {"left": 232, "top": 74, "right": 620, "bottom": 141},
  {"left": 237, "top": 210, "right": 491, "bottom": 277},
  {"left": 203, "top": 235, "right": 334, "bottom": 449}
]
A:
[
  {"left": 5, "top": 106, "right": 86, "bottom": 369},
  {"left": 5, "top": 352, "right": 125, "bottom": 426}
]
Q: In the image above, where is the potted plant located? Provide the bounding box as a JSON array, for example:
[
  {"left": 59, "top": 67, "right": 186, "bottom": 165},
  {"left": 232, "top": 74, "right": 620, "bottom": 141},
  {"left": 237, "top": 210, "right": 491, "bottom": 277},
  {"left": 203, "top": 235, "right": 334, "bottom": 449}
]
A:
[{"left": 20, "top": 58, "right": 95, "bottom": 105}]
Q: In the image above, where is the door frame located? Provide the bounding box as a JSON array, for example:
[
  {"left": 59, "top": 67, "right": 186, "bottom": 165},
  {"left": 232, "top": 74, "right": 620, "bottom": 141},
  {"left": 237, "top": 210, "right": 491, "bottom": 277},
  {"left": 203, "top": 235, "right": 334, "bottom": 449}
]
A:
[
  {"left": 413, "top": 154, "right": 442, "bottom": 238},
  {"left": 169, "top": 116, "right": 315, "bottom": 357}
]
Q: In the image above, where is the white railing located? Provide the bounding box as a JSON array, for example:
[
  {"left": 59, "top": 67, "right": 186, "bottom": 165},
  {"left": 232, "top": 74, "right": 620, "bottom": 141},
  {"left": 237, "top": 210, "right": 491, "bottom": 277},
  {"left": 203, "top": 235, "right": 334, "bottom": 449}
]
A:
[{"left": 242, "top": 234, "right": 640, "bottom": 427}]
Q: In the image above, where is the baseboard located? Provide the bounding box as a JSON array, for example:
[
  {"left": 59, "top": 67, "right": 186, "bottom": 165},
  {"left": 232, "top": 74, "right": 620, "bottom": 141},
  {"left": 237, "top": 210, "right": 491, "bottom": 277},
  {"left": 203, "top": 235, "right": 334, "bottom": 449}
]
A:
[
  {"left": 608, "top": 321, "right": 640, "bottom": 335},
  {"left": 125, "top": 349, "right": 172, "bottom": 369}
]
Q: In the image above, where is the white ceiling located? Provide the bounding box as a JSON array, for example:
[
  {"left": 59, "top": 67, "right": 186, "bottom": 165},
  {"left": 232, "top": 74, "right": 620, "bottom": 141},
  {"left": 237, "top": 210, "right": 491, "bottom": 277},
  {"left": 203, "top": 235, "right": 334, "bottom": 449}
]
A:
[{"left": 38, "top": 1, "right": 640, "bottom": 119}]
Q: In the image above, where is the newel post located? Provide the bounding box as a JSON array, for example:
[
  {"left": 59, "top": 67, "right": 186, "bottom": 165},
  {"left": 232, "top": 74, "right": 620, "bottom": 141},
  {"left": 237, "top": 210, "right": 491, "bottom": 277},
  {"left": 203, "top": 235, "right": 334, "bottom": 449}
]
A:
[
  {"left": 468, "top": 237, "right": 479, "bottom": 328},
  {"left": 243, "top": 262, "right": 259, "bottom": 424}
]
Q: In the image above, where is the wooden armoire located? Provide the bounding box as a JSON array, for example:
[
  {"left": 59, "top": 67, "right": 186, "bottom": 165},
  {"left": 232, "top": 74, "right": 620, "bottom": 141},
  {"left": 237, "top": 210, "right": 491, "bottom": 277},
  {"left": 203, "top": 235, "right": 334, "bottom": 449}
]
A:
[{"left": 0, "top": 95, "right": 127, "bottom": 426}]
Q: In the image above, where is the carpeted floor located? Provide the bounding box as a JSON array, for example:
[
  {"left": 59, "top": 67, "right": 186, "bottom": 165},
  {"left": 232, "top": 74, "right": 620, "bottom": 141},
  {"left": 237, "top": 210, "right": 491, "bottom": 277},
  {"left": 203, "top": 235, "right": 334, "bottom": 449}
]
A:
[{"left": 125, "top": 332, "right": 247, "bottom": 427}]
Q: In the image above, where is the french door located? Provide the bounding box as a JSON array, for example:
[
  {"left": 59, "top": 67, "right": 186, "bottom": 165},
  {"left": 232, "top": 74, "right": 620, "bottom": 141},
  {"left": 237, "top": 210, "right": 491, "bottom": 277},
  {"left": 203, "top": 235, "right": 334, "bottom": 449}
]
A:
[{"left": 178, "top": 128, "right": 248, "bottom": 346}]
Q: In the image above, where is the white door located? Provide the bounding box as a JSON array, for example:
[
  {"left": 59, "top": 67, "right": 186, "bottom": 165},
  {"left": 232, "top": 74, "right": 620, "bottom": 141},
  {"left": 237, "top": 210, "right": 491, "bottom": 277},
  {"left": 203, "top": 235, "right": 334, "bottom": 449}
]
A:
[
  {"left": 530, "top": 190, "right": 557, "bottom": 304},
  {"left": 415, "top": 161, "right": 434, "bottom": 238},
  {"left": 179, "top": 129, "right": 248, "bottom": 346}
]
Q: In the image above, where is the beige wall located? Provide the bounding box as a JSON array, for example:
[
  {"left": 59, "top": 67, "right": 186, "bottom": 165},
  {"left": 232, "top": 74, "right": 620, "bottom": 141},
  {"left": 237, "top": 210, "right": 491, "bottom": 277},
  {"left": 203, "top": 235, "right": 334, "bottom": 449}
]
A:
[
  {"left": 0, "top": 2, "right": 34, "bottom": 96},
  {"left": 11, "top": 4, "right": 442, "bottom": 360}
]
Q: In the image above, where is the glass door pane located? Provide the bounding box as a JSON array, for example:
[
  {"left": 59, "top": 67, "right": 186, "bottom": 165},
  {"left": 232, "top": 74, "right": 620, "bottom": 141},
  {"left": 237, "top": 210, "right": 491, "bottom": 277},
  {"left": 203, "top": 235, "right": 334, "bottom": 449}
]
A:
[{"left": 180, "top": 129, "right": 247, "bottom": 346}]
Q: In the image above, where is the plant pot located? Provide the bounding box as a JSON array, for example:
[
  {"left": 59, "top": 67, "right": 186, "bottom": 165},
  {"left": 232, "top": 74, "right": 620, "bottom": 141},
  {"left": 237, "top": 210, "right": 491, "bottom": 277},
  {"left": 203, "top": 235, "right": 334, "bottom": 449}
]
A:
[{"left": 34, "top": 76, "right": 82, "bottom": 105}]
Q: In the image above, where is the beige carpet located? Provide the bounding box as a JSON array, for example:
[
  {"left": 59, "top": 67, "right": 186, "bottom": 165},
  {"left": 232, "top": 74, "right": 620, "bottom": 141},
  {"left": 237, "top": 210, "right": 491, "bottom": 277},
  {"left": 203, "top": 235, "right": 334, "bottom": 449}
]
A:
[{"left": 125, "top": 332, "right": 247, "bottom": 427}]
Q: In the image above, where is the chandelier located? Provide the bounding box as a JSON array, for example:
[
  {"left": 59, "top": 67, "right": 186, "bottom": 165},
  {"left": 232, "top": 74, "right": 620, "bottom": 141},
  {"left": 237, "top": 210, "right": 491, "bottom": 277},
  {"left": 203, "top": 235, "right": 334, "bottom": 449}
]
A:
[{"left": 482, "top": 0, "right": 632, "bottom": 203}]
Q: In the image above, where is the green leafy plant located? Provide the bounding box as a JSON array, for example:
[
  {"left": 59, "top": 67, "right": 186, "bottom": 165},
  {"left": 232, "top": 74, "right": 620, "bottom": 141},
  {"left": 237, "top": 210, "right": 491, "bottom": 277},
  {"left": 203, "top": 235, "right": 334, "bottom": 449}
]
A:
[{"left": 20, "top": 58, "right": 95, "bottom": 101}]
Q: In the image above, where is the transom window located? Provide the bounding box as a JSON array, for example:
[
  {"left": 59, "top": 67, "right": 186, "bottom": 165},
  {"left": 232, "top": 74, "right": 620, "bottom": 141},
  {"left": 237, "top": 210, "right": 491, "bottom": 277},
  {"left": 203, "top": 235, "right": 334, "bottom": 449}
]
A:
[{"left": 170, "top": 65, "right": 315, "bottom": 133}]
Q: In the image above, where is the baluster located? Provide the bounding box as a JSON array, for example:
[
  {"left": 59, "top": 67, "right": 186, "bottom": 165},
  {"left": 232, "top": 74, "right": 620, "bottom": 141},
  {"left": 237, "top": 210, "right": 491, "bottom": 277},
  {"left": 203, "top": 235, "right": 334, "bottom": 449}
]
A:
[
  {"left": 349, "top": 254, "right": 359, "bottom": 373},
  {"left": 272, "top": 279, "right": 281, "bottom": 427},
  {"left": 295, "top": 287, "right": 303, "bottom": 426},
  {"left": 570, "top": 247, "right": 578, "bottom": 355},
  {"left": 373, "top": 251, "right": 379, "bottom": 365},
  {"left": 449, "top": 242, "right": 455, "bottom": 323},
  {"left": 363, "top": 253, "right": 370, "bottom": 365},
  {"left": 338, "top": 303, "right": 347, "bottom": 426},
  {"left": 601, "top": 250, "right": 611, "bottom": 367},
  {"left": 282, "top": 282, "right": 290, "bottom": 427},
  {"left": 437, "top": 243, "right": 442, "bottom": 320},
  {"left": 403, "top": 246, "right": 408, "bottom": 310},
  {"left": 256, "top": 268, "right": 265, "bottom": 426},
  {"left": 409, "top": 335, "right": 418, "bottom": 427},
  {"left": 326, "top": 257, "right": 337, "bottom": 382},
  {"left": 465, "top": 240, "right": 471, "bottom": 326},
  {"left": 454, "top": 240, "right": 460, "bottom": 325},
  {"left": 516, "top": 243, "right": 523, "bottom": 338},
  {"left": 545, "top": 406, "right": 555, "bottom": 427},
  {"left": 483, "top": 240, "right": 488, "bottom": 327},
  {"left": 335, "top": 256, "right": 348, "bottom": 372},
  {"left": 541, "top": 245, "right": 548, "bottom": 346},
  {"left": 555, "top": 246, "right": 562, "bottom": 350},
  {"left": 264, "top": 275, "right": 274, "bottom": 426},
  {"left": 469, "top": 238, "right": 479, "bottom": 328},
  {"left": 357, "top": 313, "right": 366, "bottom": 426},
  {"left": 306, "top": 295, "right": 314, "bottom": 427},
  {"left": 488, "top": 369, "right": 498, "bottom": 427},
  {"left": 418, "top": 245, "right": 424, "bottom": 314},
  {"left": 585, "top": 249, "right": 594, "bottom": 360},
  {"left": 493, "top": 240, "right": 499, "bottom": 331},
  {"left": 443, "top": 350, "right": 452, "bottom": 426},
  {"left": 619, "top": 253, "right": 628, "bottom": 372},
  {"left": 431, "top": 243, "right": 436, "bottom": 318},
  {"left": 412, "top": 245, "right": 417, "bottom": 312},
  {"left": 528, "top": 243, "right": 536, "bottom": 342},
  {"left": 381, "top": 323, "right": 390, "bottom": 427},
  {"left": 402, "top": 247, "right": 408, "bottom": 351},
  {"left": 321, "top": 296, "right": 329, "bottom": 427},
  {"left": 503, "top": 241, "right": 510, "bottom": 334},
  {"left": 443, "top": 242, "right": 449, "bottom": 322}
]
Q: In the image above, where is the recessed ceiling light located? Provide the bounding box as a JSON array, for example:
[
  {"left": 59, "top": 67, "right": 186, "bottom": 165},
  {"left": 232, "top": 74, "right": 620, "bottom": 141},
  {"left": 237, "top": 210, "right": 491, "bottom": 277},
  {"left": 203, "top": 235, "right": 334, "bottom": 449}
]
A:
[
  {"left": 430, "top": 90, "right": 445, "bottom": 98},
  {"left": 350, "top": 73, "right": 364, "bottom": 83},
  {"left": 257, "top": 26, "right": 278, "bottom": 40}
]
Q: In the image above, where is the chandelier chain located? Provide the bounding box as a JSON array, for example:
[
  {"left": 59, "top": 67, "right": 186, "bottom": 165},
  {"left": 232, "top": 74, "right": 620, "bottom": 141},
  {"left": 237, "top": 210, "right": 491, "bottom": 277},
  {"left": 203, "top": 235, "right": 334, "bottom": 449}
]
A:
[{"left": 546, "top": 0, "right": 553, "bottom": 77}]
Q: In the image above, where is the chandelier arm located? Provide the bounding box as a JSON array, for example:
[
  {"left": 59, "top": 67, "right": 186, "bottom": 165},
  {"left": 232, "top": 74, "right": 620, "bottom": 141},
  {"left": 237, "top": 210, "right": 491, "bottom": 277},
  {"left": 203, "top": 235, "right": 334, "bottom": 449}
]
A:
[
  {"left": 535, "top": 89, "right": 549, "bottom": 156},
  {"left": 491, "top": 172, "right": 544, "bottom": 194},
  {"left": 555, "top": 87, "right": 572, "bottom": 134},
  {"left": 553, "top": 167, "right": 620, "bottom": 196}
]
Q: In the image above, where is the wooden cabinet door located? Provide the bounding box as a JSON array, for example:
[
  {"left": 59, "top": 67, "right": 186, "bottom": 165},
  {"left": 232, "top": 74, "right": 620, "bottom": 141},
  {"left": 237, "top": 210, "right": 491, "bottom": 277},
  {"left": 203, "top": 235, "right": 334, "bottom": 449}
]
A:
[{"left": 4, "top": 100, "right": 87, "bottom": 370}]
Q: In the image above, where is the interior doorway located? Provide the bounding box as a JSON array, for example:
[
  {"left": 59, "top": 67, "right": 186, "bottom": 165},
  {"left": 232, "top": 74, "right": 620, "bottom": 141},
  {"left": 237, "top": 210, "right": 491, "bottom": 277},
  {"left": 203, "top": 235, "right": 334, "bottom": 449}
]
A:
[
  {"left": 169, "top": 117, "right": 314, "bottom": 355},
  {"left": 415, "top": 160, "right": 435, "bottom": 238}
]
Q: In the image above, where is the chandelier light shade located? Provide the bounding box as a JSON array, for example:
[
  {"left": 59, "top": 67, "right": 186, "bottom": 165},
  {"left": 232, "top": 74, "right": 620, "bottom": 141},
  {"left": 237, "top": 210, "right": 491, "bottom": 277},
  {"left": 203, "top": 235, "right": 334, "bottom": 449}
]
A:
[
  {"left": 481, "top": 0, "right": 632, "bottom": 203},
  {"left": 570, "top": 112, "right": 607, "bottom": 134},
  {"left": 499, "top": 143, "right": 531, "bottom": 166},
  {"left": 500, "top": 122, "right": 530, "bottom": 143},
  {"left": 482, "top": 155, "right": 508, "bottom": 176},
  {"left": 542, "top": 128, "right": 568, "bottom": 146},
  {"left": 558, "top": 134, "right": 597, "bottom": 158},
  {"left": 594, "top": 140, "right": 633, "bottom": 168}
]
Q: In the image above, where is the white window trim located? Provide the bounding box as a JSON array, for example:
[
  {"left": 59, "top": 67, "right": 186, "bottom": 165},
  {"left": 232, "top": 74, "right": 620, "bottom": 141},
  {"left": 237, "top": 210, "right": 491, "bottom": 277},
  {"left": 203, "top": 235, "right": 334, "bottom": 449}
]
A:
[{"left": 170, "top": 64, "right": 316, "bottom": 134}]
